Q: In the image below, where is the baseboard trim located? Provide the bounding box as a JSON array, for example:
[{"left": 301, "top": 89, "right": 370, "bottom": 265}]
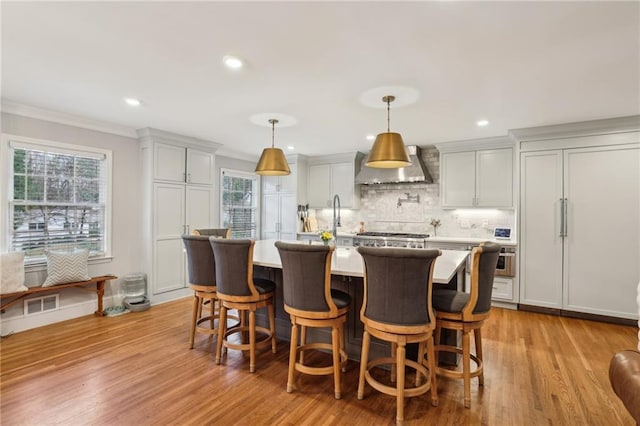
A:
[{"left": 518, "top": 304, "right": 637, "bottom": 326}]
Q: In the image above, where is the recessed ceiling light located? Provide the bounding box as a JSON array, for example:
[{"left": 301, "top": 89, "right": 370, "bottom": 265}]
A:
[
  {"left": 223, "top": 55, "right": 243, "bottom": 69},
  {"left": 287, "top": 146, "right": 295, "bottom": 151},
  {"left": 366, "top": 134, "right": 375, "bottom": 141},
  {"left": 477, "top": 119, "right": 489, "bottom": 127},
  {"left": 124, "top": 98, "right": 141, "bottom": 107}
]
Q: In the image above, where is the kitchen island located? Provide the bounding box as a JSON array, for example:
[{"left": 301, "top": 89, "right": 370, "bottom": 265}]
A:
[{"left": 252, "top": 240, "right": 469, "bottom": 361}]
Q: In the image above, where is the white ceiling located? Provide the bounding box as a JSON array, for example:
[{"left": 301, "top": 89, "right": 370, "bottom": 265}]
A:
[{"left": 2, "top": 1, "right": 639, "bottom": 160}]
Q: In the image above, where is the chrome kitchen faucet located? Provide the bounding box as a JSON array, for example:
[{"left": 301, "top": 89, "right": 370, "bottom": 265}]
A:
[{"left": 333, "top": 194, "right": 341, "bottom": 242}]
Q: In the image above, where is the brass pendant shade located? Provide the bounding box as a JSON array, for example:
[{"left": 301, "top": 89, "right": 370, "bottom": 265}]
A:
[
  {"left": 255, "top": 119, "right": 291, "bottom": 176},
  {"left": 366, "top": 95, "right": 411, "bottom": 169}
]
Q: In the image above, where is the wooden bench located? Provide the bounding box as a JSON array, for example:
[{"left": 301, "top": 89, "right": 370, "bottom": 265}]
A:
[{"left": 0, "top": 275, "right": 118, "bottom": 316}]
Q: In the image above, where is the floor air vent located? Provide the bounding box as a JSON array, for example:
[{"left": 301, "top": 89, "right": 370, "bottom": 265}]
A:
[{"left": 24, "top": 294, "right": 59, "bottom": 315}]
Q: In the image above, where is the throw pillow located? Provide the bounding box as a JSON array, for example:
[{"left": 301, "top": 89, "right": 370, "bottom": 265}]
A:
[
  {"left": 0, "top": 252, "right": 28, "bottom": 293},
  {"left": 42, "top": 249, "right": 90, "bottom": 287}
]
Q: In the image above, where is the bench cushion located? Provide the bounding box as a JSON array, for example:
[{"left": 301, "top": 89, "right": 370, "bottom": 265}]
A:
[
  {"left": 43, "top": 249, "right": 90, "bottom": 287},
  {"left": 0, "top": 252, "right": 27, "bottom": 293}
]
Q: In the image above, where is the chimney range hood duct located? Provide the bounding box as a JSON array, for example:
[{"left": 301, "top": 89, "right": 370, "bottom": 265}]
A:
[{"left": 355, "top": 145, "right": 433, "bottom": 184}]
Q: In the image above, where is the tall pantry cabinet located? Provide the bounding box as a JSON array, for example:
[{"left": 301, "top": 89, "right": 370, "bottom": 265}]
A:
[
  {"left": 515, "top": 118, "right": 639, "bottom": 319},
  {"left": 138, "top": 128, "right": 221, "bottom": 302},
  {"left": 261, "top": 155, "right": 307, "bottom": 241}
]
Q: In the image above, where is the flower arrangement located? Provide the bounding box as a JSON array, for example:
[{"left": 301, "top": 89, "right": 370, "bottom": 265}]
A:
[
  {"left": 430, "top": 218, "right": 441, "bottom": 236},
  {"left": 320, "top": 230, "right": 333, "bottom": 244}
]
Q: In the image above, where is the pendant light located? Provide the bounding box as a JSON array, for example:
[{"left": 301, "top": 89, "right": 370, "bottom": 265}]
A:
[
  {"left": 366, "top": 95, "right": 411, "bottom": 168},
  {"left": 255, "top": 118, "right": 291, "bottom": 176}
]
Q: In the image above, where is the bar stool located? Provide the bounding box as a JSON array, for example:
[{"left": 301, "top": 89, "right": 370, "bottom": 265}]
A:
[
  {"left": 275, "top": 242, "right": 350, "bottom": 399},
  {"left": 182, "top": 235, "right": 218, "bottom": 349},
  {"left": 210, "top": 238, "right": 277, "bottom": 373},
  {"left": 431, "top": 241, "right": 500, "bottom": 408},
  {"left": 357, "top": 247, "right": 441, "bottom": 426}
]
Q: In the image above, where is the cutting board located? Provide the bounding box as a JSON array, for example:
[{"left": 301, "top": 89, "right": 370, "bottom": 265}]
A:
[{"left": 304, "top": 217, "right": 318, "bottom": 232}]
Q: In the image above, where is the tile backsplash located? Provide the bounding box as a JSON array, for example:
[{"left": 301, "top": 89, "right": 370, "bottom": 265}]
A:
[{"left": 312, "top": 145, "right": 516, "bottom": 239}]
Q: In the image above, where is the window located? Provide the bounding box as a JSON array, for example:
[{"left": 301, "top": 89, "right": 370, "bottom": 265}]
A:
[
  {"left": 5, "top": 136, "right": 112, "bottom": 263},
  {"left": 220, "top": 169, "right": 259, "bottom": 239}
]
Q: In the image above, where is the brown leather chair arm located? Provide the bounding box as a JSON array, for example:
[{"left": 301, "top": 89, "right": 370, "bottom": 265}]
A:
[{"left": 610, "top": 350, "right": 640, "bottom": 423}]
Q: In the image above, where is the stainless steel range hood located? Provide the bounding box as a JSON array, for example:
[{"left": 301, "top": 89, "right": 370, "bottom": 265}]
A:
[{"left": 355, "top": 145, "right": 433, "bottom": 184}]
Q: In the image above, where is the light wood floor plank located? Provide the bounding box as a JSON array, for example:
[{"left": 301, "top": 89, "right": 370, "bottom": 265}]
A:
[{"left": 1, "top": 299, "right": 637, "bottom": 425}]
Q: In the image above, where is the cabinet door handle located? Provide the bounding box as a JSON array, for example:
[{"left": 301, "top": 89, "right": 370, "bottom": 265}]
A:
[
  {"left": 559, "top": 198, "right": 564, "bottom": 237},
  {"left": 183, "top": 172, "right": 187, "bottom": 183},
  {"left": 563, "top": 198, "right": 568, "bottom": 237}
]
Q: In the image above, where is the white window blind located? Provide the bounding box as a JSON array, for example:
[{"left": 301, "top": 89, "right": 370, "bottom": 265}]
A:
[
  {"left": 9, "top": 139, "right": 110, "bottom": 262},
  {"left": 220, "top": 169, "right": 258, "bottom": 239}
]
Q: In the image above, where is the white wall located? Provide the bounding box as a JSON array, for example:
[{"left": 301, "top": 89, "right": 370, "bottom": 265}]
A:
[{"left": 1, "top": 112, "right": 142, "bottom": 333}]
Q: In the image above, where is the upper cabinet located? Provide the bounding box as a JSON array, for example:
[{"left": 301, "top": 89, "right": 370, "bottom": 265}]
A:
[
  {"left": 307, "top": 152, "right": 364, "bottom": 209},
  {"left": 153, "top": 142, "right": 214, "bottom": 185},
  {"left": 436, "top": 137, "right": 514, "bottom": 209}
]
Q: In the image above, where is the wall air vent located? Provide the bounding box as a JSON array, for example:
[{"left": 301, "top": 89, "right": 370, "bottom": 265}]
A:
[{"left": 24, "top": 294, "right": 59, "bottom": 316}]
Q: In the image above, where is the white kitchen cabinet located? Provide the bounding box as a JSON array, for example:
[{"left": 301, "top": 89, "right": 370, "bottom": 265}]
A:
[
  {"left": 260, "top": 156, "right": 307, "bottom": 241},
  {"left": 139, "top": 128, "right": 221, "bottom": 299},
  {"left": 440, "top": 148, "right": 513, "bottom": 208},
  {"left": 307, "top": 152, "right": 364, "bottom": 209},
  {"left": 262, "top": 192, "right": 297, "bottom": 241},
  {"left": 520, "top": 138, "right": 639, "bottom": 319},
  {"left": 153, "top": 142, "right": 214, "bottom": 185}
]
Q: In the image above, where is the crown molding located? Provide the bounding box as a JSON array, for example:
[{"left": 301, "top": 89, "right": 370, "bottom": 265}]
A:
[
  {"left": 136, "top": 127, "right": 222, "bottom": 153},
  {"left": 509, "top": 115, "right": 640, "bottom": 142},
  {"left": 434, "top": 135, "right": 513, "bottom": 153},
  {"left": 1, "top": 100, "right": 138, "bottom": 138}
]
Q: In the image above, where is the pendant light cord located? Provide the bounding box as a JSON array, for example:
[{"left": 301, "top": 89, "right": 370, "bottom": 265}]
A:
[
  {"left": 386, "top": 98, "right": 391, "bottom": 132},
  {"left": 268, "top": 118, "right": 279, "bottom": 148}
]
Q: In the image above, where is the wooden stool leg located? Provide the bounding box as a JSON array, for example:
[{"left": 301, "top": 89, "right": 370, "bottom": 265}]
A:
[
  {"left": 396, "top": 342, "right": 406, "bottom": 425},
  {"left": 340, "top": 322, "right": 347, "bottom": 373},
  {"left": 299, "top": 325, "right": 307, "bottom": 365},
  {"left": 357, "top": 330, "right": 371, "bottom": 400},
  {"left": 390, "top": 342, "right": 397, "bottom": 383},
  {"left": 249, "top": 309, "right": 257, "bottom": 373},
  {"left": 269, "top": 302, "right": 277, "bottom": 354},
  {"left": 287, "top": 321, "right": 298, "bottom": 393},
  {"left": 474, "top": 327, "right": 484, "bottom": 386},
  {"left": 215, "top": 305, "right": 227, "bottom": 365},
  {"left": 426, "top": 337, "right": 439, "bottom": 407},
  {"left": 210, "top": 297, "right": 215, "bottom": 329},
  {"left": 463, "top": 330, "right": 471, "bottom": 408},
  {"left": 415, "top": 342, "right": 425, "bottom": 387},
  {"left": 434, "top": 324, "right": 442, "bottom": 365},
  {"left": 190, "top": 294, "right": 199, "bottom": 349},
  {"left": 332, "top": 325, "right": 342, "bottom": 399}
]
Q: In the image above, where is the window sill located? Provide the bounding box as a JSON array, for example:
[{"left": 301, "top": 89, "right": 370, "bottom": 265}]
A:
[{"left": 24, "top": 256, "right": 114, "bottom": 273}]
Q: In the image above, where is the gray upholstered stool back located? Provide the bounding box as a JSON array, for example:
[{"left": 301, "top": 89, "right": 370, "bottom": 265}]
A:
[
  {"left": 182, "top": 235, "right": 216, "bottom": 287},
  {"left": 193, "top": 228, "right": 231, "bottom": 238},
  {"left": 209, "top": 238, "right": 254, "bottom": 296},
  {"left": 357, "top": 247, "right": 440, "bottom": 326},
  {"left": 471, "top": 242, "right": 501, "bottom": 315},
  {"left": 275, "top": 242, "right": 334, "bottom": 312}
]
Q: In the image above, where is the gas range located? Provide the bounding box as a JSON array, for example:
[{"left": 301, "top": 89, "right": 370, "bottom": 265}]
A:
[{"left": 353, "top": 232, "right": 430, "bottom": 249}]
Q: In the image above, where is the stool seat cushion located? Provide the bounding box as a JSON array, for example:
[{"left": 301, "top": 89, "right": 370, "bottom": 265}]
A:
[
  {"left": 331, "top": 289, "right": 351, "bottom": 309},
  {"left": 432, "top": 289, "right": 470, "bottom": 314},
  {"left": 254, "top": 278, "right": 276, "bottom": 294}
]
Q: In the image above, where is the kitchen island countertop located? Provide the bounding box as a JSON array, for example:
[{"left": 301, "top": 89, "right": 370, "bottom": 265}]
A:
[{"left": 254, "top": 239, "right": 469, "bottom": 284}]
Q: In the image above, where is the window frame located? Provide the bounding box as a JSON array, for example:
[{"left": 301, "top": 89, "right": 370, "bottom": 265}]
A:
[
  {"left": 219, "top": 168, "right": 260, "bottom": 239},
  {"left": 1, "top": 134, "right": 113, "bottom": 266}
]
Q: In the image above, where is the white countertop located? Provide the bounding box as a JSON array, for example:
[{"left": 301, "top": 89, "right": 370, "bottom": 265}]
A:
[
  {"left": 426, "top": 236, "right": 518, "bottom": 247},
  {"left": 253, "top": 239, "right": 469, "bottom": 284},
  {"left": 297, "top": 232, "right": 358, "bottom": 238}
]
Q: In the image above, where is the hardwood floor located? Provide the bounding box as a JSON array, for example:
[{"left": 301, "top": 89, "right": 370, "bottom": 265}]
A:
[{"left": 1, "top": 298, "right": 636, "bottom": 425}]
